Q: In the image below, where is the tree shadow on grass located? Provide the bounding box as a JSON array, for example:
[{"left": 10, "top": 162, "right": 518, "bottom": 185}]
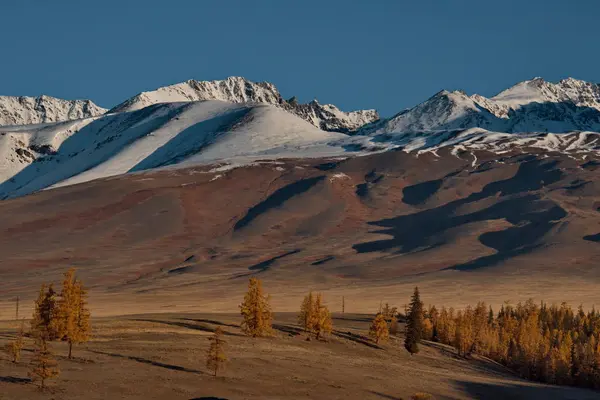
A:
[
  {"left": 182, "top": 318, "right": 239, "bottom": 328},
  {"left": 130, "top": 318, "right": 244, "bottom": 337},
  {"left": 332, "top": 315, "right": 373, "bottom": 323},
  {"left": 189, "top": 397, "right": 229, "bottom": 400},
  {"left": 367, "top": 391, "right": 402, "bottom": 400},
  {"left": 421, "top": 341, "right": 517, "bottom": 379},
  {"left": 89, "top": 350, "right": 203, "bottom": 374},
  {"left": 273, "top": 324, "right": 303, "bottom": 337},
  {"left": 421, "top": 340, "right": 459, "bottom": 359},
  {"left": 332, "top": 330, "right": 381, "bottom": 349},
  {"left": 0, "top": 376, "right": 31, "bottom": 384}
]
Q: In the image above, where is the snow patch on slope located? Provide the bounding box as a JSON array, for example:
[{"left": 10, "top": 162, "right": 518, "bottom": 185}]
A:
[{"left": 0, "top": 100, "right": 378, "bottom": 198}]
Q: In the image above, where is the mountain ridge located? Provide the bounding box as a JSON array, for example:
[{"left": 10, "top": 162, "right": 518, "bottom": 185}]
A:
[
  {"left": 368, "top": 77, "right": 600, "bottom": 136},
  {"left": 109, "top": 76, "right": 380, "bottom": 133},
  {"left": 1, "top": 76, "right": 600, "bottom": 199},
  {"left": 0, "top": 94, "right": 107, "bottom": 127}
]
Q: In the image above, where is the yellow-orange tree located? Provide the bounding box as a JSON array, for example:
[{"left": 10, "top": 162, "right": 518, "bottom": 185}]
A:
[
  {"left": 369, "top": 313, "right": 389, "bottom": 344},
  {"left": 29, "top": 335, "right": 59, "bottom": 390},
  {"left": 30, "top": 286, "right": 60, "bottom": 390},
  {"left": 54, "top": 269, "right": 91, "bottom": 359},
  {"left": 311, "top": 293, "right": 332, "bottom": 340},
  {"left": 239, "top": 278, "right": 273, "bottom": 337},
  {"left": 206, "top": 327, "right": 227, "bottom": 377},
  {"left": 298, "top": 291, "right": 315, "bottom": 332},
  {"left": 4, "top": 320, "right": 25, "bottom": 363}
]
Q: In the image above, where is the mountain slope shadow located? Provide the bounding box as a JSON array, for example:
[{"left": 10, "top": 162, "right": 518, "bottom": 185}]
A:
[
  {"left": 402, "top": 170, "right": 460, "bottom": 205},
  {"left": 234, "top": 176, "right": 325, "bottom": 230},
  {"left": 128, "top": 105, "right": 252, "bottom": 171},
  {"left": 0, "top": 104, "right": 182, "bottom": 199},
  {"left": 353, "top": 158, "right": 567, "bottom": 270},
  {"left": 248, "top": 249, "right": 301, "bottom": 272}
]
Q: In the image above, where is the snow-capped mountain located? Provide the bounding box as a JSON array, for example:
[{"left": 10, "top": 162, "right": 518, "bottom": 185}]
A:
[
  {"left": 369, "top": 77, "right": 600, "bottom": 136},
  {"left": 1, "top": 76, "right": 600, "bottom": 200},
  {"left": 0, "top": 100, "right": 381, "bottom": 199},
  {"left": 0, "top": 95, "right": 107, "bottom": 126},
  {"left": 109, "top": 76, "right": 379, "bottom": 133},
  {"left": 481, "top": 77, "right": 600, "bottom": 117},
  {"left": 369, "top": 90, "right": 503, "bottom": 133}
]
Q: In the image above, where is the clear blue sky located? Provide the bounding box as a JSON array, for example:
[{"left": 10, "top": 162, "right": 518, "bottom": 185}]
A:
[{"left": 1, "top": 0, "right": 599, "bottom": 117}]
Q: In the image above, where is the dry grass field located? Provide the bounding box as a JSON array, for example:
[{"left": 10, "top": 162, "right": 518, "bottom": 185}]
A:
[{"left": 2, "top": 312, "right": 599, "bottom": 400}]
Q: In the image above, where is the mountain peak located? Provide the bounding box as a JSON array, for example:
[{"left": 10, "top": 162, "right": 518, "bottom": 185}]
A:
[
  {"left": 109, "top": 76, "right": 378, "bottom": 133},
  {"left": 371, "top": 76, "right": 600, "bottom": 135},
  {"left": 490, "top": 77, "right": 600, "bottom": 114}
]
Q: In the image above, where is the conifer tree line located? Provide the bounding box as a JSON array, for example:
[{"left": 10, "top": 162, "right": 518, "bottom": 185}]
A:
[
  {"left": 239, "top": 279, "right": 600, "bottom": 390},
  {"left": 420, "top": 299, "right": 600, "bottom": 389}
]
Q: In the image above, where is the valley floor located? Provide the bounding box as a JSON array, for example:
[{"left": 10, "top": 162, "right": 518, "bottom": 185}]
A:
[{"left": 1, "top": 313, "right": 598, "bottom": 400}]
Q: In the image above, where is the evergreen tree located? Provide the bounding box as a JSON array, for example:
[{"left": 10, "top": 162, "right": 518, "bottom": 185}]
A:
[
  {"left": 29, "top": 336, "right": 59, "bottom": 390},
  {"left": 239, "top": 278, "right": 273, "bottom": 337},
  {"left": 404, "top": 287, "right": 424, "bottom": 355},
  {"left": 369, "top": 313, "right": 389, "bottom": 344},
  {"left": 31, "top": 284, "right": 59, "bottom": 341},
  {"left": 206, "top": 327, "right": 227, "bottom": 377}
]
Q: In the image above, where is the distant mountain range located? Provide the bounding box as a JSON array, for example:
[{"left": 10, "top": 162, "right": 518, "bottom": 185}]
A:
[{"left": 0, "top": 76, "right": 599, "bottom": 199}]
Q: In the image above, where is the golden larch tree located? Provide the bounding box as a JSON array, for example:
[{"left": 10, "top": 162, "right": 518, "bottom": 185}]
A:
[
  {"left": 29, "top": 336, "right": 59, "bottom": 390},
  {"left": 369, "top": 313, "right": 389, "bottom": 344},
  {"left": 298, "top": 291, "right": 315, "bottom": 333},
  {"left": 4, "top": 320, "right": 25, "bottom": 363},
  {"left": 311, "top": 293, "right": 333, "bottom": 340},
  {"left": 389, "top": 316, "right": 399, "bottom": 335},
  {"left": 73, "top": 279, "right": 91, "bottom": 357},
  {"left": 206, "top": 327, "right": 227, "bottom": 377},
  {"left": 55, "top": 269, "right": 92, "bottom": 358},
  {"left": 239, "top": 278, "right": 273, "bottom": 337},
  {"left": 54, "top": 269, "right": 77, "bottom": 357},
  {"left": 382, "top": 303, "right": 398, "bottom": 320}
]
